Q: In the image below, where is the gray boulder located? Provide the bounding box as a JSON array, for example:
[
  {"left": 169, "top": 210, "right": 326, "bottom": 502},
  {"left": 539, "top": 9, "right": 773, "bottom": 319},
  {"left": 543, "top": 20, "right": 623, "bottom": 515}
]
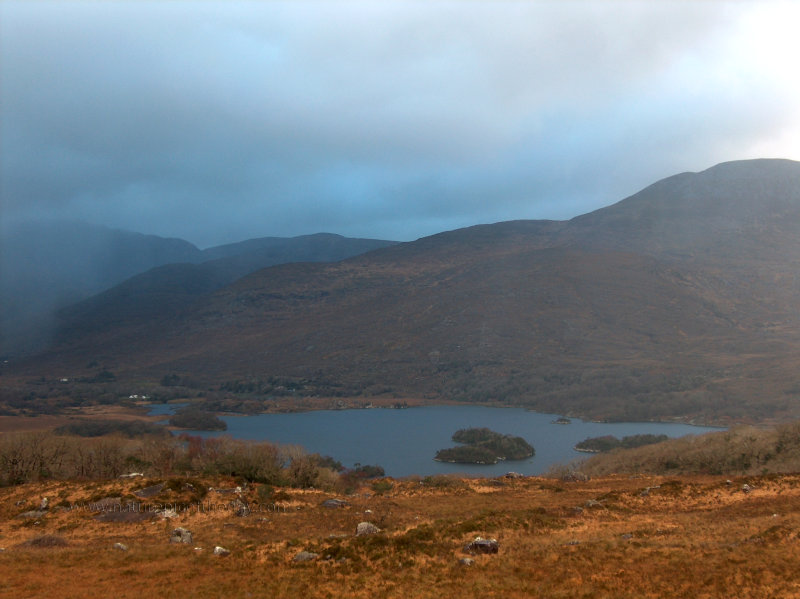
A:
[
  {"left": 322, "top": 499, "right": 349, "bottom": 508},
  {"left": 113, "top": 542, "right": 129, "bottom": 551},
  {"left": 232, "top": 498, "right": 251, "bottom": 517},
  {"left": 213, "top": 546, "right": 231, "bottom": 557},
  {"left": 355, "top": 522, "right": 380, "bottom": 536},
  {"left": 293, "top": 550, "right": 319, "bottom": 562},
  {"left": 134, "top": 483, "right": 165, "bottom": 499},
  {"left": 16, "top": 510, "right": 47, "bottom": 520},
  {"left": 464, "top": 537, "right": 499, "bottom": 554},
  {"left": 169, "top": 527, "right": 193, "bottom": 544}
]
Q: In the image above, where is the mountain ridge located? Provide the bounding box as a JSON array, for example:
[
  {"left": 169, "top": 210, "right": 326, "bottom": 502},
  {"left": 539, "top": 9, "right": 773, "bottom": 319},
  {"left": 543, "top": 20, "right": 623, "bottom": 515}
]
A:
[{"left": 9, "top": 159, "right": 800, "bottom": 423}]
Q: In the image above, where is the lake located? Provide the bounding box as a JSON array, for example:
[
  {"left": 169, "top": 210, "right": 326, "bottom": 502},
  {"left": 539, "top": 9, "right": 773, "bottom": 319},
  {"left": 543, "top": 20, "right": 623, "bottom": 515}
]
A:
[{"left": 151, "top": 404, "right": 722, "bottom": 477}]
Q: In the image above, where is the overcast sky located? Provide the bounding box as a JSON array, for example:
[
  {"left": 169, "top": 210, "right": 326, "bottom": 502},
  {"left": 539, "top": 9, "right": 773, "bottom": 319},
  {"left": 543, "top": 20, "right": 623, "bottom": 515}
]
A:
[{"left": 2, "top": 1, "right": 800, "bottom": 248}]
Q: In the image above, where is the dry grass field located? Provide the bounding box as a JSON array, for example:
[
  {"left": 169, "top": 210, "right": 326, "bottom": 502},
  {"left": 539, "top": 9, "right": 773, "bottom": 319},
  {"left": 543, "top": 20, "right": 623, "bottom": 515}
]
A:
[{"left": 2, "top": 472, "right": 800, "bottom": 598}]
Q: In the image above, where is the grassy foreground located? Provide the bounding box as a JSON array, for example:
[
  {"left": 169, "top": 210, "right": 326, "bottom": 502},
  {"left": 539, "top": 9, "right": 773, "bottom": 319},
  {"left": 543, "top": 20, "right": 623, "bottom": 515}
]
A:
[{"left": 2, "top": 473, "right": 800, "bottom": 598}]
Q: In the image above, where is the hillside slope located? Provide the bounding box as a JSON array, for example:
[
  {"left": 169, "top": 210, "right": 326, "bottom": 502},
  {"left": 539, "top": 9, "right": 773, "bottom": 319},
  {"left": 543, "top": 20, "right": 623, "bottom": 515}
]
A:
[
  {"left": 0, "top": 225, "right": 395, "bottom": 356},
  {"left": 2, "top": 472, "right": 800, "bottom": 598},
  {"left": 13, "top": 159, "right": 800, "bottom": 422}
]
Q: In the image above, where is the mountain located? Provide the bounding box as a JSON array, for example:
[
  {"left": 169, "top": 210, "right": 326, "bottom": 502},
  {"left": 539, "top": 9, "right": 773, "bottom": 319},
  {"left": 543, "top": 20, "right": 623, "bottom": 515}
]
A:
[
  {"left": 11, "top": 159, "right": 800, "bottom": 423},
  {"left": 54, "top": 233, "right": 398, "bottom": 336},
  {"left": 0, "top": 222, "right": 203, "bottom": 355},
  {"left": 0, "top": 223, "right": 397, "bottom": 356}
]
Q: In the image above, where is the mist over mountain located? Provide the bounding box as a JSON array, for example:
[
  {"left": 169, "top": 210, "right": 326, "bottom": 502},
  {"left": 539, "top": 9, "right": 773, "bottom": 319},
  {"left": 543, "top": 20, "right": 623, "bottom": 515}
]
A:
[
  {"left": 0, "top": 223, "right": 396, "bottom": 356},
  {"left": 9, "top": 159, "right": 800, "bottom": 423}
]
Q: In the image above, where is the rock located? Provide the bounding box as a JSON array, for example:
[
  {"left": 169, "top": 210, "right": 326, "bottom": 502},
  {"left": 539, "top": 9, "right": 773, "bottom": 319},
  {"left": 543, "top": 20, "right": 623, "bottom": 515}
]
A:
[
  {"left": 119, "top": 472, "right": 144, "bottom": 479},
  {"left": 742, "top": 484, "right": 753, "bottom": 494},
  {"left": 293, "top": 550, "right": 319, "bottom": 562},
  {"left": 505, "top": 472, "right": 524, "bottom": 479},
  {"left": 88, "top": 497, "right": 123, "bottom": 511},
  {"left": 356, "top": 522, "right": 380, "bottom": 536},
  {"left": 232, "top": 498, "right": 251, "bottom": 517},
  {"left": 561, "top": 472, "right": 590, "bottom": 483},
  {"left": 169, "top": 527, "right": 193, "bottom": 544},
  {"left": 584, "top": 500, "right": 604, "bottom": 509},
  {"left": 113, "top": 542, "right": 129, "bottom": 551},
  {"left": 134, "top": 483, "right": 165, "bottom": 499},
  {"left": 17, "top": 510, "right": 47, "bottom": 520},
  {"left": 213, "top": 546, "right": 231, "bottom": 557},
  {"left": 459, "top": 557, "right": 475, "bottom": 566},
  {"left": 159, "top": 509, "right": 179, "bottom": 519},
  {"left": 39, "top": 497, "right": 49, "bottom": 511},
  {"left": 322, "top": 499, "right": 349, "bottom": 508},
  {"left": 464, "top": 537, "right": 499, "bottom": 554}
]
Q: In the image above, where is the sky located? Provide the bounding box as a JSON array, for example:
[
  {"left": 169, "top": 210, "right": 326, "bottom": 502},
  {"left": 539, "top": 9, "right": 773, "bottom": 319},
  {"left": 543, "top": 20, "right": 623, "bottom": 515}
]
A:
[{"left": 2, "top": 1, "right": 800, "bottom": 249}]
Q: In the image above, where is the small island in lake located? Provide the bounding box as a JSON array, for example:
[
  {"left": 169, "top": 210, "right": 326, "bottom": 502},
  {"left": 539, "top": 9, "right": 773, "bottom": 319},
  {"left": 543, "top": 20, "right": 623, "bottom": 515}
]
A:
[
  {"left": 168, "top": 407, "right": 227, "bottom": 431},
  {"left": 574, "top": 433, "right": 668, "bottom": 453},
  {"left": 434, "top": 427, "right": 535, "bottom": 464},
  {"left": 553, "top": 417, "right": 572, "bottom": 425}
]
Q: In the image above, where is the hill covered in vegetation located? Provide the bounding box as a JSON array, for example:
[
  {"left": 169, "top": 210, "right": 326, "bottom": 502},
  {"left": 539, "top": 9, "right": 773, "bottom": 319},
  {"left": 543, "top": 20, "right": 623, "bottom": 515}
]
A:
[
  {"left": 435, "top": 428, "right": 534, "bottom": 464},
  {"left": 9, "top": 159, "right": 800, "bottom": 424}
]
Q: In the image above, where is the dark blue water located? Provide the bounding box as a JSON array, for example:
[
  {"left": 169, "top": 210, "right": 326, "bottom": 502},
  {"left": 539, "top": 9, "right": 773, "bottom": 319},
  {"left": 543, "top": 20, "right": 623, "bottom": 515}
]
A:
[{"left": 150, "top": 404, "right": 721, "bottom": 477}]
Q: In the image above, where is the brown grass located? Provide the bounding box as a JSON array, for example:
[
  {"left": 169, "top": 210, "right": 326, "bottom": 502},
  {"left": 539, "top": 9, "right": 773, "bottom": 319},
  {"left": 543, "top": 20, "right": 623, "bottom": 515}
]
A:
[{"left": 2, "top": 473, "right": 800, "bottom": 597}]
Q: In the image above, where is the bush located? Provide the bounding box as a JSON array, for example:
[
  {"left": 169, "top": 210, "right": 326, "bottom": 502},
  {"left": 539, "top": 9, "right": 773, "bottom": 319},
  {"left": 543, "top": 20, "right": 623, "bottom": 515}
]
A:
[{"left": 54, "top": 419, "right": 169, "bottom": 438}]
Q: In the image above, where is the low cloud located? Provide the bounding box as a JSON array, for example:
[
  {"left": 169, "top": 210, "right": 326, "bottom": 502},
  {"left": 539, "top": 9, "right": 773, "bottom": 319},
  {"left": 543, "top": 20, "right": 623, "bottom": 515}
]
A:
[{"left": 2, "top": 1, "right": 798, "bottom": 246}]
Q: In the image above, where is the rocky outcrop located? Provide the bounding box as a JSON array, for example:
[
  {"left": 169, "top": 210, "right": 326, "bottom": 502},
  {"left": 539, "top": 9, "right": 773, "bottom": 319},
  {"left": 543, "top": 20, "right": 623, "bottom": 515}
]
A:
[
  {"left": 169, "top": 527, "right": 193, "bottom": 544},
  {"left": 293, "top": 550, "right": 319, "bottom": 562},
  {"left": 134, "top": 483, "right": 165, "bottom": 499},
  {"left": 355, "top": 522, "right": 380, "bottom": 536},
  {"left": 464, "top": 537, "right": 499, "bottom": 554}
]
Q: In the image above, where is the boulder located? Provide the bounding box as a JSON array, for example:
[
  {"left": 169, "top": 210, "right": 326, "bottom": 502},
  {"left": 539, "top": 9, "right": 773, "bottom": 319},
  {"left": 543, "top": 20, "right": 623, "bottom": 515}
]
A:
[
  {"left": 293, "top": 550, "right": 319, "bottom": 562},
  {"left": 169, "top": 527, "right": 193, "bottom": 544},
  {"left": 113, "top": 542, "right": 129, "bottom": 551},
  {"left": 355, "top": 522, "right": 380, "bottom": 536},
  {"left": 464, "top": 537, "right": 499, "bottom": 554},
  {"left": 561, "top": 472, "right": 590, "bottom": 483},
  {"left": 322, "top": 499, "right": 349, "bottom": 509},
  {"left": 134, "top": 483, "right": 165, "bottom": 499},
  {"left": 213, "top": 546, "right": 231, "bottom": 557},
  {"left": 39, "top": 497, "right": 49, "bottom": 511},
  {"left": 458, "top": 557, "right": 475, "bottom": 566},
  {"left": 16, "top": 510, "right": 47, "bottom": 520},
  {"left": 88, "top": 497, "right": 123, "bottom": 511},
  {"left": 232, "top": 498, "right": 251, "bottom": 517}
]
